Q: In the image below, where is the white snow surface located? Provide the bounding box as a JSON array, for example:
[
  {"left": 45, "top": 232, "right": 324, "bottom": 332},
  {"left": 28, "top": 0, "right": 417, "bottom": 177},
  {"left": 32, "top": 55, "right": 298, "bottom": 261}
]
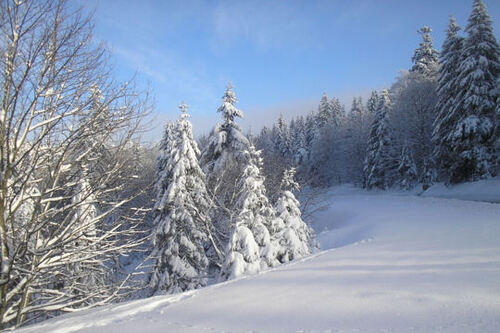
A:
[
  {"left": 16, "top": 184, "right": 500, "bottom": 333},
  {"left": 421, "top": 178, "right": 500, "bottom": 203}
]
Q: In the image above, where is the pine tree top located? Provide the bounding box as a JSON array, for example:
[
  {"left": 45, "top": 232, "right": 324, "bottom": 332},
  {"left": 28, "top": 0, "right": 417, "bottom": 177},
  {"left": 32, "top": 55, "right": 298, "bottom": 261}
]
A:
[
  {"left": 463, "top": 0, "right": 499, "bottom": 57},
  {"left": 447, "top": 15, "right": 461, "bottom": 37},
  {"left": 217, "top": 83, "right": 244, "bottom": 125},
  {"left": 367, "top": 91, "right": 379, "bottom": 114},
  {"left": 377, "top": 89, "right": 391, "bottom": 113},
  {"left": 466, "top": 0, "right": 493, "bottom": 34},
  {"left": 410, "top": 26, "right": 440, "bottom": 77}
]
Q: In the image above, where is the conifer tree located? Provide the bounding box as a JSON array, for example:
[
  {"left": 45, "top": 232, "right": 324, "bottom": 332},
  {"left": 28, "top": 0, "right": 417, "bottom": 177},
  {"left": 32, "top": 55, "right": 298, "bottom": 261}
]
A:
[
  {"left": 275, "top": 168, "right": 311, "bottom": 263},
  {"left": 274, "top": 113, "right": 291, "bottom": 157},
  {"left": 304, "top": 111, "right": 317, "bottom": 152},
  {"left": 432, "top": 16, "right": 464, "bottom": 177},
  {"left": 200, "top": 84, "right": 251, "bottom": 266},
  {"left": 201, "top": 83, "right": 249, "bottom": 174},
  {"left": 410, "top": 26, "right": 440, "bottom": 78},
  {"left": 421, "top": 159, "right": 437, "bottom": 191},
  {"left": 367, "top": 91, "right": 379, "bottom": 114},
  {"left": 450, "top": 0, "right": 500, "bottom": 182},
  {"left": 150, "top": 103, "right": 211, "bottom": 294},
  {"left": 290, "top": 116, "right": 308, "bottom": 165},
  {"left": 220, "top": 145, "right": 277, "bottom": 280},
  {"left": 363, "top": 90, "right": 394, "bottom": 189},
  {"left": 397, "top": 145, "right": 418, "bottom": 190},
  {"left": 317, "top": 93, "right": 332, "bottom": 129},
  {"left": 329, "top": 97, "right": 344, "bottom": 127}
]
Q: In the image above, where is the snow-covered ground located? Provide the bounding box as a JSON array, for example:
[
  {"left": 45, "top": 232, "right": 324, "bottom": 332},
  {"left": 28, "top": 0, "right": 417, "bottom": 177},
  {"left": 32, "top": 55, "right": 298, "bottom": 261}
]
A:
[
  {"left": 421, "top": 178, "right": 500, "bottom": 203},
  {"left": 16, "top": 184, "right": 500, "bottom": 333}
]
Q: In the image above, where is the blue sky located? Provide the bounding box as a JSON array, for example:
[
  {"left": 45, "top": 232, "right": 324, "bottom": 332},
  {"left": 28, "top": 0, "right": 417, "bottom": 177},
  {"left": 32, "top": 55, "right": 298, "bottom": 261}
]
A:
[{"left": 78, "top": 0, "right": 500, "bottom": 139}]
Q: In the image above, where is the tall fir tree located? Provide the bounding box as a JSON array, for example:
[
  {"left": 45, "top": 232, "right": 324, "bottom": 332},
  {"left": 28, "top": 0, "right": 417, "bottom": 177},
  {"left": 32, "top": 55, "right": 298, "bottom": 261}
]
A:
[
  {"left": 410, "top": 26, "right": 440, "bottom": 78},
  {"left": 275, "top": 168, "right": 311, "bottom": 263},
  {"left": 432, "top": 16, "right": 464, "bottom": 177},
  {"left": 200, "top": 84, "right": 251, "bottom": 267},
  {"left": 363, "top": 89, "right": 394, "bottom": 189},
  {"left": 397, "top": 145, "right": 418, "bottom": 190},
  {"left": 220, "top": 145, "right": 277, "bottom": 280},
  {"left": 367, "top": 91, "right": 379, "bottom": 115},
  {"left": 421, "top": 159, "right": 437, "bottom": 191},
  {"left": 273, "top": 113, "right": 291, "bottom": 157},
  {"left": 317, "top": 93, "right": 332, "bottom": 129},
  {"left": 201, "top": 83, "right": 249, "bottom": 174},
  {"left": 329, "top": 97, "right": 344, "bottom": 127},
  {"left": 150, "top": 103, "right": 211, "bottom": 294},
  {"left": 304, "top": 111, "right": 317, "bottom": 152},
  {"left": 290, "top": 115, "right": 308, "bottom": 165},
  {"left": 449, "top": 0, "right": 500, "bottom": 182}
]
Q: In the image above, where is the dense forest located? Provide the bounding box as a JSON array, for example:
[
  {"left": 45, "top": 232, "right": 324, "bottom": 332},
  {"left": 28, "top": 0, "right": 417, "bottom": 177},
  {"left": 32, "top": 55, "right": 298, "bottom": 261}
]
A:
[{"left": 0, "top": 0, "right": 497, "bottom": 329}]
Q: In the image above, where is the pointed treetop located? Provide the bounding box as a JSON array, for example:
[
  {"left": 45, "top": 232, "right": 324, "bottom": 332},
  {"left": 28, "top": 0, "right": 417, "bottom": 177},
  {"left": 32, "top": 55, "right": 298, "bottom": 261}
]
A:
[
  {"left": 466, "top": 0, "right": 495, "bottom": 40},
  {"left": 410, "top": 26, "right": 440, "bottom": 77},
  {"left": 179, "top": 101, "right": 188, "bottom": 113},
  {"left": 379, "top": 89, "right": 391, "bottom": 108},
  {"left": 178, "top": 101, "right": 190, "bottom": 121},
  {"left": 447, "top": 15, "right": 461, "bottom": 36},
  {"left": 222, "top": 82, "right": 237, "bottom": 105},
  {"left": 367, "top": 90, "right": 379, "bottom": 114},
  {"left": 218, "top": 82, "right": 244, "bottom": 125}
]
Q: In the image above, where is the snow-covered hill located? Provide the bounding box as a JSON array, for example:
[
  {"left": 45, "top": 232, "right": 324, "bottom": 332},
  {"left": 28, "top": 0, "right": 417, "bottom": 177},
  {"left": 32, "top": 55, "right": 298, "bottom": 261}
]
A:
[{"left": 16, "top": 186, "right": 500, "bottom": 333}]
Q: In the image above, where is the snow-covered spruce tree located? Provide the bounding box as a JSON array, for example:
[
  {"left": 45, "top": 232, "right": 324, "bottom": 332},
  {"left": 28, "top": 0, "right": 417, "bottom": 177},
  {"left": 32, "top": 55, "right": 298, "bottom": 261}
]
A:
[
  {"left": 220, "top": 145, "right": 277, "bottom": 280},
  {"left": 397, "top": 145, "right": 418, "bottom": 190},
  {"left": 367, "top": 91, "right": 379, "bottom": 114},
  {"left": 290, "top": 116, "right": 309, "bottom": 166},
  {"left": 410, "top": 26, "right": 440, "bottom": 78},
  {"left": 363, "top": 90, "right": 394, "bottom": 190},
  {"left": 421, "top": 159, "right": 437, "bottom": 191},
  {"left": 316, "top": 93, "right": 332, "bottom": 129},
  {"left": 329, "top": 97, "right": 345, "bottom": 127},
  {"left": 150, "top": 103, "right": 212, "bottom": 295},
  {"left": 200, "top": 84, "right": 251, "bottom": 269},
  {"left": 273, "top": 113, "right": 291, "bottom": 158},
  {"left": 449, "top": 0, "right": 500, "bottom": 182},
  {"left": 304, "top": 111, "right": 318, "bottom": 152},
  {"left": 275, "top": 168, "right": 311, "bottom": 263},
  {"left": 432, "top": 16, "right": 464, "bottom": 178}
]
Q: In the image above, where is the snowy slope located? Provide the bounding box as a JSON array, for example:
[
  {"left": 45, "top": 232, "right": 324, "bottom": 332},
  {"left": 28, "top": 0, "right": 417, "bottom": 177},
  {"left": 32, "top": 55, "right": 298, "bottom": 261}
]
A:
[
  {"left": 16, "top": 189, "right": 500, "bottom": 333},
  {"left": 421, "top": 178, "right": 500, "bottom": 203}
]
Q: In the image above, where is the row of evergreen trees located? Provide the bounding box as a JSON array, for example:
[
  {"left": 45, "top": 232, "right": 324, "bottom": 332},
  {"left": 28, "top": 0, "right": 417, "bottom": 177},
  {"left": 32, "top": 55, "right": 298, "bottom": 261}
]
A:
[
  {"left": 256, "top": 0, "right": 498, "bottom": 191},
  {"left": 149, "top": 89, "right": 313, "bottom": 294}
]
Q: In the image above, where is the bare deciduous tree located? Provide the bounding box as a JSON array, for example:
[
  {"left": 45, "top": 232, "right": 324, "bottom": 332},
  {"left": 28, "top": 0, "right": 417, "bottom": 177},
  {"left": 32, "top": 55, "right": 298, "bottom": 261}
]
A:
[{"left": 0, "top": 0, "right": 151, "bottom": 328}]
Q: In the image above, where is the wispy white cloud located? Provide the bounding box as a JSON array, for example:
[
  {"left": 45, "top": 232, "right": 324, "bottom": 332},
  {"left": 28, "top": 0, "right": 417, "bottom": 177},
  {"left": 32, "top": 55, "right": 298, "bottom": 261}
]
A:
[{"left": 210, "top": 0, "right": 320, "bottom": 52}]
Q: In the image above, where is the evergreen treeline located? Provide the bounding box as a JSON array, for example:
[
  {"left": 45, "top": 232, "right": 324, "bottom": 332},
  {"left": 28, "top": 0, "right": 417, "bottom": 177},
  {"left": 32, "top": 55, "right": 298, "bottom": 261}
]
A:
[{"left": 255, "top": 0, "right": 499, "bottom": 191}]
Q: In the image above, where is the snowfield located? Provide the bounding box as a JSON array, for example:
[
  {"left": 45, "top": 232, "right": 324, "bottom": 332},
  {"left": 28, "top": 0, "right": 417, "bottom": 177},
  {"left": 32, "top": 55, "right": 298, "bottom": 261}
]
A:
[{"left": 16, "top": 185, "right": 500, "bottom": 333}]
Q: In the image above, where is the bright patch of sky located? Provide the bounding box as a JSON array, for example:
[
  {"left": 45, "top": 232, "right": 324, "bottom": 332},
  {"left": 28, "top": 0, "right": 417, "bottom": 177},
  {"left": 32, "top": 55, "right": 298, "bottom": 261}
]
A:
[{"left": 78, "top": 0, "right": 500, "bottom": 140}]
